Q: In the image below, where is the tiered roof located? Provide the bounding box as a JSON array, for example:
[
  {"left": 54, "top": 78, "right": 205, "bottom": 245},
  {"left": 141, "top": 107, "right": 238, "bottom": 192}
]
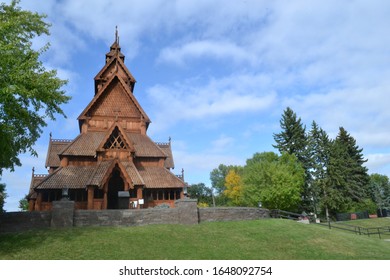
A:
[{"left": 31, "top": 30, "right": 184, "bottom": 198}]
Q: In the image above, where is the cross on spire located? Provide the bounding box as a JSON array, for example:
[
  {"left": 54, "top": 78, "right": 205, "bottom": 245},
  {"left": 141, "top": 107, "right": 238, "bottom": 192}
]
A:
[{"left": 115, "top": 25, "right": 119, "bottom": 44}]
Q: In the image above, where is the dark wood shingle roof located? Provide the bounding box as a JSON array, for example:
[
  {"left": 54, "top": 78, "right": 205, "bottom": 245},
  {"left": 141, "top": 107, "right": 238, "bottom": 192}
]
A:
[
  {"left": 137, "top": 166, "right": 185, "bottom": 189},
  {"left": 45, "top": 139, "right": 72, "bottom": 168}
]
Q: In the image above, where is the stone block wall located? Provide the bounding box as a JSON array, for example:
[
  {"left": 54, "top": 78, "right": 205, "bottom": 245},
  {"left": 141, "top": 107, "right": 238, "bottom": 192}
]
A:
[
  {"left": 74, "top": 208, "right": 179, "bottom": 227},
  {"left": 0, "top": 211, "right": 51, "bottom": 233},
  {"left": 0, "top": 199, "right": 270, "bottom": 233},
  {"left": 199, "top": 207, "right": 269, "bottom": 222}
]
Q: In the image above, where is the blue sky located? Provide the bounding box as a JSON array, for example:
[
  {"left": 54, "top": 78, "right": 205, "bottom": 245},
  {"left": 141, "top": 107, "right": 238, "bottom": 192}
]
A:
[{"left": 2, "top": 0, "right": 390, "bottom": 211}]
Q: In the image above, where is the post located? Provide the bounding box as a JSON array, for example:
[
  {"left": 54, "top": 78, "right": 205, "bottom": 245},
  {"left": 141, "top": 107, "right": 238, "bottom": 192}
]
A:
[
  {"left": 51, "top": 200, "right": 75, "bottom": 228},
  {"left": 175, "top": 199, "right": 198, "bottom": 224},
  {"left": 137, "top": 187, "right": 143, "bottom": 209},
  {"left": 87, "top": 186, "right": 94, "bottom": 210}
]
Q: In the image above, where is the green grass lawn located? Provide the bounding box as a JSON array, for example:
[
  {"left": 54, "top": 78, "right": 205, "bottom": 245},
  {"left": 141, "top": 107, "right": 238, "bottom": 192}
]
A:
[
  {"left": 338, "top": 217, "right": 390, "bottom": 228},
  {"left": 1, "top": 219, "right": 389, "bottom": 260}
]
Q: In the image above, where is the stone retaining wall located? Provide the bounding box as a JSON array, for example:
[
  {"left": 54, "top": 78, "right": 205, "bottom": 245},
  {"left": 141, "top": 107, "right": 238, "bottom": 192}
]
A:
[
  {"left": 0, "top": 211, "right": 51, "bottom": 233},
  {"left": 74, "top": 208, "right": 179, "bottom": 227},
  {"left": 0, "top": 199, "right": 269, "bottom": 233},
  {"left": 199, "top": 207, "right": 269, "bottom": 222}
]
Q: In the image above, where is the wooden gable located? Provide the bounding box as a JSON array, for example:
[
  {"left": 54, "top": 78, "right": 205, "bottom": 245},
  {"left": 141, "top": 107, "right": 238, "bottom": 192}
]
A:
[
  {"left": 78, "top": 75, "right": 151, "bottom": 133},
  {"left": 91, "top": 77, "right": 140, "bottom": 118},
  {"left": 94, "top": 56, "right": 136, "bottom": 94}
]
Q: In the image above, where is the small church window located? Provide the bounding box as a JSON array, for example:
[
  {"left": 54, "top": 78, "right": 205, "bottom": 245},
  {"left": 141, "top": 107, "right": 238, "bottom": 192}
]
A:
[{"left": 104, "top": 127, "right": 127, "bottom": 150}]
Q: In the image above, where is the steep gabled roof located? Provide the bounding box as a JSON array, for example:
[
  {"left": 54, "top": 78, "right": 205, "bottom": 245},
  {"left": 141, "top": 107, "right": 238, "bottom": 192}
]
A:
[
  {"left": 137, "top": 166, "right": 185, "bottom": 189},
  {"left": 78, "top": 75, "right": 150, "bottom": 124},
  {"left": 34, "top": 160, "right": 146, "bottom": 190},
  {"left": 59, "top": 132, "right": 106, "bottom": 157},
  {"left": 45, "top": 139, "right": 72, "bottom": 168},
  {"left": 156, "top": 142, "right": 175, "bottom": 169},
  {"left": 126, "top": 132, "right": 167, "bottom": 158},
  {"left": 94, "top": 55, "right": 136, "bottom": 88},
  {"left": 35, "top": 165, "right": 102, "bottom": 189}
]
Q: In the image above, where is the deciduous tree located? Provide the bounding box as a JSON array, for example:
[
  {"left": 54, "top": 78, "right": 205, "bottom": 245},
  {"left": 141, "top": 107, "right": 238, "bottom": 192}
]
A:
[
  {"left": 0, "top": 183, "right": 7, "bottom": 212},
  {"left": 224, "top": 169, "right": 244, "bottom": 206},
  {"left": 243, "top": 152, "right": 305, "bottom": 211},
  {"left": 187, "top": 183, "right": 213, "bottom": 206},
  {"left": 0, "top": 0, "right": 70, "bottom": 174}
]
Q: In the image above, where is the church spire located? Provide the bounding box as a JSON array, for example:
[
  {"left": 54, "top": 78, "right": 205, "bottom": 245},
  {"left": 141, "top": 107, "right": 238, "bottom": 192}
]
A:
[
  {"left": 115, "top": 25, "right": 118, "bottom": 44},
  {"left": 106, "top": 26, "right": 125, "bottom": 63}
]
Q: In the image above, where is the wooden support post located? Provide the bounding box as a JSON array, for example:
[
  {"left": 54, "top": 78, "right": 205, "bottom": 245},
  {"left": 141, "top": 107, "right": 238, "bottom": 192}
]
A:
[
  {"left": 103, "top": 192, "right": 107, "bottom": 209},
  {"left": 137, "top": 187, "right": 143, "bottom": 209},
  {"left": 87, "top": 186, "right": 94, "bottom": 210},
  {"left": 35, "top": 193, "right": 42, "bottom": 211}
]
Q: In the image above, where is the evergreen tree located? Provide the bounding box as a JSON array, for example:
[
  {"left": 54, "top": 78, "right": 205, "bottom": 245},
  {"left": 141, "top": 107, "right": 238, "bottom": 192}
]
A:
[
  {"left": 334, "top": 127, "right": 370, "bottom": 201},
  {"left": 322, "top": 127, "right": 370, "bottom": 218},
  {"left": 368, "top": 173, "right": 390, "bottom": 209},
  {"left": 273, "top": 107, "right": 307, "bottom": 158},
  {"left": 307, "top": 121, "right": 331, "bottom": 216},
  {"left": 273, "top": 107, "right": 311, "bottom": 211}
]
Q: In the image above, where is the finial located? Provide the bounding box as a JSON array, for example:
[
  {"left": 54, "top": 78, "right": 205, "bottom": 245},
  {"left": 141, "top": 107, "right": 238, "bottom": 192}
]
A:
[
  {"left": 168, "top": 136, "right": 171, "bottom": 143},
  {"left": 115, "top": 26, "right": 118, "bottom": 44},
  {"left": 49, "top": 132, "right": 52, "bottom": 139},
  {"left": 32, "top": 167, "right": 35, "bottom": 176}
]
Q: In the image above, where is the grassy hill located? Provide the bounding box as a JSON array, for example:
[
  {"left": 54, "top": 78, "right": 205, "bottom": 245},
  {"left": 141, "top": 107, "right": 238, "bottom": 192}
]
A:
[{"left": 1, "top": 219, "right": 389, "bottom": 260}]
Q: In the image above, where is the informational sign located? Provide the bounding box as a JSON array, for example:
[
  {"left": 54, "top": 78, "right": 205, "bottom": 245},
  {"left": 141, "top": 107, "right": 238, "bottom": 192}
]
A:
[{"left": 138, "top": 199, "right": 144, "bottom": 205}]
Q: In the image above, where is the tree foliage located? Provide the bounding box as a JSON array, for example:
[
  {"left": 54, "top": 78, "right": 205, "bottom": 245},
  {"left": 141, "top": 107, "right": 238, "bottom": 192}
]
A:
[
  {"left": 273, "top": 107, "right": 312, "bottom": 211},
  {"left": 0, "top": 0, "right": 70, "bottom": 174},
  {"left": 0, "top": 182, "right": 7, "bottom": 212},
  {"left": 18, "top": 194, "right": 28, "bottom": 211},
  {"left": 243, "top": 152, "right": 305, "bottom": 211},
  {"left": 187, "top": 183, "right": 213, "bottom": 206},
  {"left": 273, "top": 107, "right": 307, "bottom": 160},
  {"left": 307, "top": 121, "right": 332, "bottom": 216},
  {"left": 224, "top": 169, "right": 244, "bottom": 206},
  {"left": 368, "top": 173, "right": 390, "bottom": 209},
  {"left": 273, "top": 108, "right": 372, "bottom": 218}
]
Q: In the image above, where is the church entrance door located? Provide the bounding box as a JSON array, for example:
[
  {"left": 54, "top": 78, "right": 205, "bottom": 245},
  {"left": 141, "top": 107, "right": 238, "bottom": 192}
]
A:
[{"left": 107, "top": 168, "right": 124, "bottom": 209}]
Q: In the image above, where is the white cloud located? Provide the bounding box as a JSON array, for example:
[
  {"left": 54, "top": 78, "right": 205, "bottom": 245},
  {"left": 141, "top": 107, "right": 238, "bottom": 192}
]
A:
[
  {"left": 147, "top": 73, "right": 278, "bottom": 131},
  {"left": 158, "top": 40, "right": 256, "bottom": 65},
  {"left": 366, "top": 153, "right": 390, "bottom": 175},
  {"left": 283, "top": 82, "right": 390, "bottom": 148},
  {"left": 211, "top": 135, "right": 235, "bottom": 153}
]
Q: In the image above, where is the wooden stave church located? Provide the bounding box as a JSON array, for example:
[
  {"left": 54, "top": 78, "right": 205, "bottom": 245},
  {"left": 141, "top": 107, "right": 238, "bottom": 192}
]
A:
[{"left": 27, "top": 33, "right": 186, "bottom": 211}]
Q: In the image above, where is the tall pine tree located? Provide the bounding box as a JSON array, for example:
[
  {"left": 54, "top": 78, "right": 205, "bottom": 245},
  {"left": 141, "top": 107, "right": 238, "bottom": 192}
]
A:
[
  {"left": 273, "top": 107, "right": 307, "bottom": 158},
  {"left": 334, "top": 127, "right": 370, "bottom": 201},
  {"left": 307, "top": 121, "right": 331, "bottom": 216},
  {"left": 321, "top": 127, "right": 370, "bottom": 218},
  {"left": 273, "top": 107, "right": 311, "bottom": 212}
]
